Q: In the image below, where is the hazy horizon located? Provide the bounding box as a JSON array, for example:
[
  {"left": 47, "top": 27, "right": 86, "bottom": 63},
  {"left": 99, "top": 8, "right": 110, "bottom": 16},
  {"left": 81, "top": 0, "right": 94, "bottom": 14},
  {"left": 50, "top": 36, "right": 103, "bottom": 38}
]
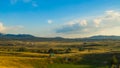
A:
[{"left": 0, "top": 0, "right": 120, "bottom": 38}]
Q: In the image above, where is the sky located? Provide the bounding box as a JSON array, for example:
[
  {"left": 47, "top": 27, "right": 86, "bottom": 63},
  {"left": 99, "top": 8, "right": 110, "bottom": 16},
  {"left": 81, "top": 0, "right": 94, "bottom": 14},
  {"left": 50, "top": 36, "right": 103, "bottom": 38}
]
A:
[{"left": 0, "top": 0, "right": 120, "bottom": 38}]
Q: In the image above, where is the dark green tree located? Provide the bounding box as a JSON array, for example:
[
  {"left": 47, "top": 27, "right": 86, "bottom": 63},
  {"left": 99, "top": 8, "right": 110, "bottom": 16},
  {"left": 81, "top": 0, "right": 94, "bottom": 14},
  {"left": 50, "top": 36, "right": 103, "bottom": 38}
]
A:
[
  {"left": 65, "top": 48, "right": 71, "bottom": 53},
  {"left": 48, "top": 48, "right": 54, "bottom": 53}
]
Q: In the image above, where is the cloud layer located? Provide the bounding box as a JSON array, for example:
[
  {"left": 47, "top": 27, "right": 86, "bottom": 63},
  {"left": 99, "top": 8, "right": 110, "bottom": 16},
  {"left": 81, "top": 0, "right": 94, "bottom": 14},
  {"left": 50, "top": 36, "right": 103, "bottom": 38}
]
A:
[
  {"left": 0, "top": 22, "right": 6, "bottom": 32},
  {"left": 0, "top": 22, "right": 24, "bottom": 33},
  {"left": 55, "top": 10, "right": 120, "bottom": 38}
]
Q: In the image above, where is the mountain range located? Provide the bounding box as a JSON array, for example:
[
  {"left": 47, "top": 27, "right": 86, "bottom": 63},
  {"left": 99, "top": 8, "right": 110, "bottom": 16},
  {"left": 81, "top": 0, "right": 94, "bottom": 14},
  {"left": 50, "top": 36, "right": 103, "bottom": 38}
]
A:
[{"left": 0, "top": 33, "right": 120, "bottom": 41}]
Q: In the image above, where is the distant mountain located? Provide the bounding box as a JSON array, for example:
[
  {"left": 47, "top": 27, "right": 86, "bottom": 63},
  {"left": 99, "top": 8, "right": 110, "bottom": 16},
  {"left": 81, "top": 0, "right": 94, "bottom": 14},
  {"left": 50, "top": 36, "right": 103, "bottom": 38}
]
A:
[
  {"left": 0, "top": 33, "right": 65, "bottom": 41},
  {"left": 89, "top": 35, "right": 120, "bottom": 40},
  {"left": 0, "top": 33, "right": 34, "bottom": 38},
  {"left": 0, "top": 33, "right": 35, "bottom": 41},
  {"left": 0, "top": 33, "right": 120, "bottom": 41}
]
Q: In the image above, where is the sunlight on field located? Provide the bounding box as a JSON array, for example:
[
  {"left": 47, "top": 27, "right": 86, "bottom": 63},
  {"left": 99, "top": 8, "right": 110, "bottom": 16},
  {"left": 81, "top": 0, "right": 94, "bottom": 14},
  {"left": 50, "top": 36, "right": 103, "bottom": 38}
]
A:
[
  {"left": 0, "top": 40, "right": 120, "bottom": 68},
  {"left": 0, "top": 56, "right": 48, "bottom": 68}
]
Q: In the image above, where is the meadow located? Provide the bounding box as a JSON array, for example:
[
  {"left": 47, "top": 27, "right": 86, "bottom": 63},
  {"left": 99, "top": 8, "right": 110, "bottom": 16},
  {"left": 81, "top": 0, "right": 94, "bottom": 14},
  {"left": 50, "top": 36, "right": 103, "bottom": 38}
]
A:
[{"left": 0, "top": 40, "right": 120, "bottom": 68}]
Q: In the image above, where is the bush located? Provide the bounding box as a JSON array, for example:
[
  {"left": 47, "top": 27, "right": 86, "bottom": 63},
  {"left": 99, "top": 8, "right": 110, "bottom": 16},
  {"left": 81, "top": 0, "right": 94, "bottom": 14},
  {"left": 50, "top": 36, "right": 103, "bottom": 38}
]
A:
[
  {"left": 17, "top": 47, "right": 27, "bottom": 52},
  {"left": 65, "top": 48, "right": 71, "bottom": 53}
]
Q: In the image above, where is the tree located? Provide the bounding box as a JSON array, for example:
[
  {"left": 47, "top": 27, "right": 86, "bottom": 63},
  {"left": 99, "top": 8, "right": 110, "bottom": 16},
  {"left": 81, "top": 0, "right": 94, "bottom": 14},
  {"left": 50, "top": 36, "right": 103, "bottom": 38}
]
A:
[
  {"left": 48, "top": 48, "right": 54, "bottom": 53},
  {"left": 79, "top": 46, "right": 84, "bottom": 51},
  {"left": 48, "top": 48, "right": 55, "bottom": 57},
  {"left": 65, "top": 48, "right": 71, "bottom": 53}
]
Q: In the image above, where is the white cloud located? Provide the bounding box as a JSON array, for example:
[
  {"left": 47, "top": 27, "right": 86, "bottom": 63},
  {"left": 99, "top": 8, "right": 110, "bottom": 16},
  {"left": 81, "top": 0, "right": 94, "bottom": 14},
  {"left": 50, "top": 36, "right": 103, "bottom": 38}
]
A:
[
  {"left": 83, "top": 28, "right": 89, "bottom": 32},
  {"left": 80, "top": 20, "right": 87, "bottom": 26},
  {"left": 93, "top": 18, "right": 102, "bottom": 27},
  {"left": 67, "top": 21, "right": 75, "bottom": 26},
  {"left": 0, "top": 22, "right": 24, "bottom": 33},
  {"left": 48, "top": 20, "right": 53, "bottom": 24},
  {"left": 105, "top": 10, "right": 120, "bottom": 20},
  {"left": 0, "top": 22, "right": 6, "bottom": 32},
  {"left": 106, "top": 10, "right": 120, "bottom": 16},
  {"left": 67, "top": 19, "right": 87, "bottom": 26},
  {"left": 98, "top": 27, "right": 120, "bottom": 36},
  {"left": 56, "top": 10, "right": 120, "bottom": 38},
  {"left": 7, "top": 25, "right": 24, "bottom": 31}
]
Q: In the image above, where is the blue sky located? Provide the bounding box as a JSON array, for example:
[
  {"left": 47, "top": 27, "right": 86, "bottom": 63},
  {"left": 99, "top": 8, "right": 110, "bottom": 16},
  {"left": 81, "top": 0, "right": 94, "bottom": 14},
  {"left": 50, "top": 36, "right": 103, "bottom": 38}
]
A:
[{"left": 0, "top": 0, "right": 120, "bottom": 38}]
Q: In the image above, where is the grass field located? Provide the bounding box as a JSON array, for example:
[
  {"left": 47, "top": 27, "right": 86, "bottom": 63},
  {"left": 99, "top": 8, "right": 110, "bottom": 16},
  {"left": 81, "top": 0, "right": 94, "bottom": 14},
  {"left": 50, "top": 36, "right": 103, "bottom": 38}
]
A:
[{"left": 0, "top": 40, "right": 120, "bottom": 68}]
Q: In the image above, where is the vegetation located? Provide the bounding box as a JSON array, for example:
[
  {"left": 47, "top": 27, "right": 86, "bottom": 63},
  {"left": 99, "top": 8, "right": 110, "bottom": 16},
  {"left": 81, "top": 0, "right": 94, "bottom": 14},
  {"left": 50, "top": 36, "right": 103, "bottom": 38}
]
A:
[{"left": 0, "top": 40, "right": 120, "bottom": 68}]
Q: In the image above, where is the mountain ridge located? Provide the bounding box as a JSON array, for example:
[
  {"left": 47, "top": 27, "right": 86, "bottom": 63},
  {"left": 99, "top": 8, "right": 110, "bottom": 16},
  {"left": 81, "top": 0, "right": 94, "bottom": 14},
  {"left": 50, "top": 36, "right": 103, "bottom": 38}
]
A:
[{"left": 0, "top": 33, "right": 120, "bottom": 41}]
